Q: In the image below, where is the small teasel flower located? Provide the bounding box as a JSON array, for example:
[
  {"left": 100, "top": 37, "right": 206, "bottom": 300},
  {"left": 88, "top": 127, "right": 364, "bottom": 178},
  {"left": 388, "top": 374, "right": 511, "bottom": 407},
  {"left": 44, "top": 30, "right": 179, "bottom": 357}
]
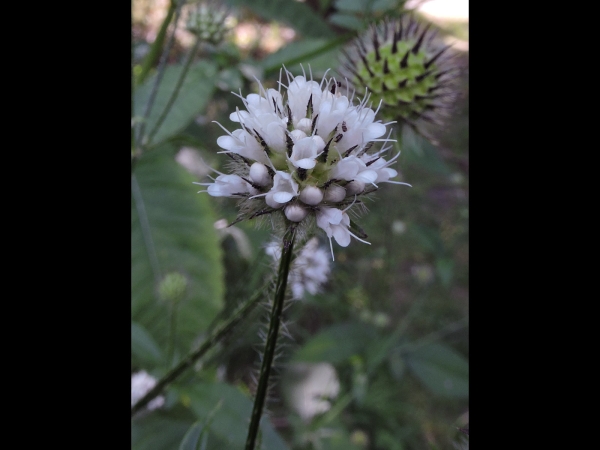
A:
[
  {"left": 158, "top": 272, "right": 187, "bottom": 304},
  {"left": 186, "top": 0, "right": 230, "bottom": 46},
  {"left": 340, "top": 15, "right": 459, "bottom": 140},
  {"left": 266, "top": 237, "right": 331, "bottom": 300},
  {"left": 196, "top": 66, "right": 411, "bottom": 259},
  {"left": 131, "top": 371, "right": 165, "bottom": 412}
]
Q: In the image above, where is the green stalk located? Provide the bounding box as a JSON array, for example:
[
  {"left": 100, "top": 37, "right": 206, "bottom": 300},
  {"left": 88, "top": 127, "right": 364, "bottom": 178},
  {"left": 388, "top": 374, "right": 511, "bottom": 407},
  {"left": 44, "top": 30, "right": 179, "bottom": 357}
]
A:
[
  {"left": 135, "top": 0, "right": 177, "bottom": 87},
  {"left": 244, "top": 225, "right": 297, "bottom": 450},
  {"left": 131, "top": 282, "right": 269, "bottom": 417},
  {"left": 134, "top": 0, "right": 184, "bottom": 159}
]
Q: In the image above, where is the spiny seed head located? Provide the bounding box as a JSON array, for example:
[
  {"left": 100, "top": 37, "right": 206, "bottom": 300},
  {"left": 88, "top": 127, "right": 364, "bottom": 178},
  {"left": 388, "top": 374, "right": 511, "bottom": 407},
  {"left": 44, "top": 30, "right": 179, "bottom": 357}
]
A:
[
  {"left": 186, "top": 1, "right": 230, "bottom": 46},
  {"left": 341, "top": 15, "right": 459, "bottom": 141}
]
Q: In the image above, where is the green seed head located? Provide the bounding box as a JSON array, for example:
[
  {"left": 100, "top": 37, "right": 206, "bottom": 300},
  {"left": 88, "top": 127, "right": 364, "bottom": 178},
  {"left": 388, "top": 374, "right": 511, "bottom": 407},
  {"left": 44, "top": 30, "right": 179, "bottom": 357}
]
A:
[
  {"left": 186, "top": 1, "right": 230, "bottom": 46},
  {"left": 341, "top": 16, "right": 459, "bottom": 140},
  {"left": 158, "top": 272, "right": 187, "bottom": 304}
]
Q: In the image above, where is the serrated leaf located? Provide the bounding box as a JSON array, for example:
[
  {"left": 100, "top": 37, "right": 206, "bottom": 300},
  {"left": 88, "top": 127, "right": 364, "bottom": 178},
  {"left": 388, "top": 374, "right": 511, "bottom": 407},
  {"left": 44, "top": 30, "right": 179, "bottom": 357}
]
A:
[
  {"left": 292, "top": 322, "right": 378, "bottom": 364},
  {"left": 131, "top": 145, "right": 224, "bottom": 362},
  {"left": 134, "top": 61, "right": 217, "bottom": 147},
  {"left": 226, "top": 0, "right": 335, "bottom": 38},
  {"left": 132, "top": 321, "right": 164, "bottom": 367},
  {"left": 180, "top": 382, "right": 289, "bottom": 450},
  {"left": 404, "top": 343, "right": 468, "bottom": 398}
]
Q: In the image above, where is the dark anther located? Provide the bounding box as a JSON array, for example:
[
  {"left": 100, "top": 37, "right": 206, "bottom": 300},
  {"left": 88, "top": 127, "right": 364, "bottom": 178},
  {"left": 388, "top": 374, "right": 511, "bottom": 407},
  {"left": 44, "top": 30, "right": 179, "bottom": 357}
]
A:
[
  {"left": 341, "top": 121, "right": 348, "bottom": 132},
  {"left": 342, "top": 144, "right": 358, "bottom": 158},
  {"left": 365, "top": 156, "right": 380, "bottom": 167},
  {"left": 334, "top": 133, "right": 343, "bottom": 143},
  {"left": 317, "top": 136, "right": 334, "bottom": 163},
  {"left": 297, "top": 168, "right": 307, "bottom": 181},
  {"left": 241, "top": 176, "right": 264, "bottom": 191},
  {"left": 226, "top": 152, "right": 252, "bottom": 167},
  {"left": 311, "top": 113, "right": 319, "bottom": 135},
  {"left": 285, "top": 132, "right": 294, "bottom": 157},
  {"left": 286, "top": 104, "right": 294, "bottom": 131},
  {"left": 253, "top": 128, "right": 271, "bottom": 156},
  {"left": 307, "top": 94, "right": 313, "bottom": 118}
]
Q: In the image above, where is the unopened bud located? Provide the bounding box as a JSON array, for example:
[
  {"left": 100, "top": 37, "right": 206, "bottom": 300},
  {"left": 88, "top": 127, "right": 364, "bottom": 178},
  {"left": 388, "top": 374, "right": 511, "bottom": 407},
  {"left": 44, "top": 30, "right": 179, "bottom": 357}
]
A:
[
  {"left": 299, "top": 186, "right": 323, "bottom": 205},
  {"left": 345, "top": 180, "right": 365, "bottom": 195},
  {"left": 249, "top": 162, "right": 271, "bottom": 186},
  {"left": 158, "top": 272, "right": 187, "bottom": 304},
  {"left": 285, "top": 204, "right": 308, "bottom": 222},
  {"left": 324, "top": 185, "right": 346, "bottom": 202}
]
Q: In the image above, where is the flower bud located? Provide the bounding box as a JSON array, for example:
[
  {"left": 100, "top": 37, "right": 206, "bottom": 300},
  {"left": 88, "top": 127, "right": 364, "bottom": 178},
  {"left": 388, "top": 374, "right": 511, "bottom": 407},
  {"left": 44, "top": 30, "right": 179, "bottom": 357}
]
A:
[
  {"left": 299, "top": 186, "right": 323, "bottom": 205},
  {"left": 345, "top": 180, "right": 365, "bottom": 195},
  {"left": 342, "top": 15, "right": 458, "bottom": 139},
  {"left": 296, "top": 118, "right": 313, "bottom": 134},
  {"left": 249, "top": 162, "right": 271, "bottom": 186},
  {"left": 186, "top": 1, "right": 230, "bottom": 46},
  {"left": 158, "top": 272, "right": 187, "bottom": 304},
  {"left": 324, "top": 185, "right": 346, "bottom": 202},
  {"left": 266, "top": 191, "right": 284, "bottom": 209},
  {"left": 285, "top": 204, "right": 308, "bottom": 222}
]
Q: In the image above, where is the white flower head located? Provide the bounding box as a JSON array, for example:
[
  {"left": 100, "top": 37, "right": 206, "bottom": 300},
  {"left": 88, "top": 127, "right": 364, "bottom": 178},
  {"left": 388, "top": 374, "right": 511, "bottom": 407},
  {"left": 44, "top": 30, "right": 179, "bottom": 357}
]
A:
[
  {"left": 131, "top": 370, "right": 165, "bottom": 412},
  {"left": 198, "top": 65, "right": 410, "bottom": 257},
  {"left": 284, "top": 362, "right": 340, "bottom": 422}
]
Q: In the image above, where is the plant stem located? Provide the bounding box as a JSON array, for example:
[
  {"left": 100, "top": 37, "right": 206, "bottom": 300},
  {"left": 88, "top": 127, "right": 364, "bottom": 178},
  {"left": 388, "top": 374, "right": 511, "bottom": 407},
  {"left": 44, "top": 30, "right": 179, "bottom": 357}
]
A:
[
  {"left": 131, "top": 282, "right": 269, "bottom": 417},
  {"left": 244, "top": 225, "right": 296, "bottom": 450},
  {"left": 135, "top": 0, "right": 177, "bottom": 87},
  {"left": 134, "top": 0, "right": 185, "bottom": 157}
]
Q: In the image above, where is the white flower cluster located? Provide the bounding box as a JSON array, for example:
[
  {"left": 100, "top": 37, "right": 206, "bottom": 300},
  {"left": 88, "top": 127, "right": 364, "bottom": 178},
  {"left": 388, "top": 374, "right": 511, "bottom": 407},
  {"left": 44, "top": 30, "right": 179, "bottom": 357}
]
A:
[
  {"left": 196, "top": 67, "right": 409, "bottom": 258},
  {"left": 131, "top": 370, "right": 165, "bottom": 412},
  {"left": 266, "top": 237, "right": 331, "bottom": 299}
]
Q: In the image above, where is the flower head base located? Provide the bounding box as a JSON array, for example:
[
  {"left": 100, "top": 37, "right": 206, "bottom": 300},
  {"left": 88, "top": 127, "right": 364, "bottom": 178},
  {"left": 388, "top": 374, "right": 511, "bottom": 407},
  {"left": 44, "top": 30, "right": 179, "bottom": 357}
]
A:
[
  {"left": 196, "top": 66, "right": 410, "bottom": 258},
  {"left": 340, "top": 15, "right": 459, "bottom": 141}
]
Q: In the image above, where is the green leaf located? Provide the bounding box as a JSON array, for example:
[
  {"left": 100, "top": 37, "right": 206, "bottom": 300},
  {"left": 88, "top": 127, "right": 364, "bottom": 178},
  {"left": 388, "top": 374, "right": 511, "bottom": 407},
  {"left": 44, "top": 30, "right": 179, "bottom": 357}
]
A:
[
  {"left": 134, "top": 61, "right": 217, "bottom": 147},
  {"left": 328, "top": 13, "right": 364, "bottom": 30},
  {"left": 179, "top": 420, "right": 208, "bottom": 450},
  {"left": 132, "top": 321, "right": 164, "bottom": 367},
  {"left": 180, "top": 382, "right": 289, "bottom": 449},
  {"left": 131, "top": 145, "right": 224, "bottom": 361},
  {"left": 226, "top": 0, "right": 335, "bottom": 38},
  {"left": 132, "top": 414, "right": 195, "bottom": 450},
  {"left": 404, "top": 343, "right": 469, "bottom": 398},
  {"left": 260, "top": 37, "right": 348, "bottom": 77},
  {"left": 292, "top": 322, "right": 378, "bottom": 364}
]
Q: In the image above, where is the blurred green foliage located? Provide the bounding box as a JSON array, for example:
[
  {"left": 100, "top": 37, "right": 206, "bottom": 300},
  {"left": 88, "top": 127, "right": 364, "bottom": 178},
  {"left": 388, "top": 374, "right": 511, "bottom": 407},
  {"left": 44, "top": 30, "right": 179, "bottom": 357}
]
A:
[{"left": 132, "top": 0, "right": 468, "bottom": 448}]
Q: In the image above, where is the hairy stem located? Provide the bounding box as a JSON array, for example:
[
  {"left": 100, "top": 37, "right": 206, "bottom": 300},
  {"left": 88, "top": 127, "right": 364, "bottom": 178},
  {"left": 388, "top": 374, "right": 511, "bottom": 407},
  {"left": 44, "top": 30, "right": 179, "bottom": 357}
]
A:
[
  {"left": 244, "top": 226, "right": 296, "bottom": 450},
  {"left": 131, "top": 282, "right": 269, "bottom": 417}
]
